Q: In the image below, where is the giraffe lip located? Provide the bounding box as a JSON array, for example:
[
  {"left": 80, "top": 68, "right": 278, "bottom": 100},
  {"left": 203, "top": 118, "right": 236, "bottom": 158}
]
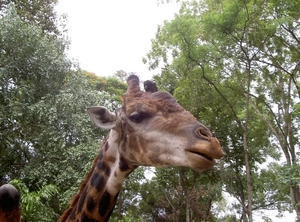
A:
[{"left": 186, "top": 150, "right": 213, "bottom": 161}]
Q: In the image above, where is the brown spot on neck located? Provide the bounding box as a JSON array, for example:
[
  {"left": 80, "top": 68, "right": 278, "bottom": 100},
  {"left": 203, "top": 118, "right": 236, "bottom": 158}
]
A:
[
  {"left": 119, "top": 155, "right": 130, "bottom": 171},
  {"left": 107, "top": 156, "right": 116, "bottom": 163}
]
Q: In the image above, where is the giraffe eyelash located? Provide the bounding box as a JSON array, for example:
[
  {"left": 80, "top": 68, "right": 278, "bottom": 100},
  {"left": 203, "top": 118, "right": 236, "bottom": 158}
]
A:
[{"left": 129, "top": 111, "right": 150, "bottom": 123}]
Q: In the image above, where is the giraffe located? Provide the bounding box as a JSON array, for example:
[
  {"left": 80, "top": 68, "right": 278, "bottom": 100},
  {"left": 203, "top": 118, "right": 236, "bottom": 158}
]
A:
[
  {"left": 60, "top": 75, "right": 223, "bottom": 222},
  {"left": 0, "top": 184, "right": 21, "bottom": 222}
]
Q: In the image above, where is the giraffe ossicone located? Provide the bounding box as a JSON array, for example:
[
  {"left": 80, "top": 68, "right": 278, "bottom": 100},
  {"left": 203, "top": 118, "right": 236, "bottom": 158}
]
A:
[{"left": 60, "top": 74, "right": 224, "bottom": 222}]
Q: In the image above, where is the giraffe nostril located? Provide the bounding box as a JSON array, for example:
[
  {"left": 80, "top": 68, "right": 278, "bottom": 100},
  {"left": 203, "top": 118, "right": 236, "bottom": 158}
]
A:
[{"left": 195, "top": 126, "right": 213, "bottom": 141}]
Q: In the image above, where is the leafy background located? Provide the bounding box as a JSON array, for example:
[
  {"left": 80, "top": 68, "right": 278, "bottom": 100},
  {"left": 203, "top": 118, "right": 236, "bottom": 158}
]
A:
[{"left": 0, "top": 0, "right": 299, "bottom": 221}]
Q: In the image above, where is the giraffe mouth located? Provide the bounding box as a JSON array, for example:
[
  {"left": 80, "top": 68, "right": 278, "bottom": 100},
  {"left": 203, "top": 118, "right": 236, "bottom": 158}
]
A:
[{"left": 186, "top": 150, "right": 214, "bottom": 162}]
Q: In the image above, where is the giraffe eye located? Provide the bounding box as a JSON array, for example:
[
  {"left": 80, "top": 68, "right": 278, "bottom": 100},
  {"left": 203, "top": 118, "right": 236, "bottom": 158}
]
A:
[{"left": 129, "top": 112, "right": 149, "bottom": 123}]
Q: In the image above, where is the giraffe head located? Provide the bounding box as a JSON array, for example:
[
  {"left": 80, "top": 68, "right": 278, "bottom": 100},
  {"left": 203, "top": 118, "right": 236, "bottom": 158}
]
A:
[
  {"left": 0, "top": 184, "right": 21, "bottom": 222},
  {"left": 87, "top": 75, "right": 223, "bottom": 172}
]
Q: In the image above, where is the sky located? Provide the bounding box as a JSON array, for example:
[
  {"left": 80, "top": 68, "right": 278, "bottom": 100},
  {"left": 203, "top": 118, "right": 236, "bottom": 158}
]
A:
[
  {"left": 55, "top": 0, "right": 180, "bottom": 81},
  {"left": 55, "top": 1, "right": 296, "bottom": 221}
]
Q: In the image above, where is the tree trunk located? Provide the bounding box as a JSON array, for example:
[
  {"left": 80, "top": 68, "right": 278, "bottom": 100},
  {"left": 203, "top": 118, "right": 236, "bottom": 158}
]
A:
[
  {"left": 186, "top": 192, "right": 190, "bottom": 222},
  {"left": 243, "top": 131, "right": 253, "bottom": 222},
  {"left": 241, "top": 91, "right": 253, "bottom": 221},
  {"left": 291, "top": 185, "right": 300, "bottom": 218},
  {"left": 179, "top": 168, "right": 190, "bottom": 222}
]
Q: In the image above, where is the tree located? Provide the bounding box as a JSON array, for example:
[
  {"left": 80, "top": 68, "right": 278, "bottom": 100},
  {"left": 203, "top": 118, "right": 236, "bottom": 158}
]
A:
[
  {"left": 0, "top": 0, "right": 65, "bottom": 35},
  {"left": 0, "top": 6, "right": 129, "bottom": 219},
  {"left": 84, "top": 70, "right": 127, "bottom": 104},
  {"left": 200, "top": 0, "right": 300, "bottom": 218},
  {"left": 10, "top": 179, "right": 58, "bottom": 221},
  {"left": 0, "top": 5, "right": 71, "bottom": 184},
  {"left": 19, "top": 70, "right": 125, "bottom": 214},
  {"left": 145, "top": 0, "right": 299, "bottom": 220}
]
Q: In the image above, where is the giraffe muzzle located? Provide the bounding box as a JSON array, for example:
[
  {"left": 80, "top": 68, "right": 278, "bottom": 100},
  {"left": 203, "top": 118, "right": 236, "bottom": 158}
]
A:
[{"left": 193, "top": 125, "right": 224, "bottom": 160}]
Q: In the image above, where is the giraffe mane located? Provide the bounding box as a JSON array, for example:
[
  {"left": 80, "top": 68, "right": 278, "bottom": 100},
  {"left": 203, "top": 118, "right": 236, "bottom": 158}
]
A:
[{"left": 60, "top": 137, "right": 108, "bottom": 221}]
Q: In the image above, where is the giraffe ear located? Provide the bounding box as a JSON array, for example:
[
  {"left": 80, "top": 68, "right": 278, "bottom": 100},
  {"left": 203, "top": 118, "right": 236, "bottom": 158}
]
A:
[{"left": 87, "top": 106, "right": 117, "bottom": 130}]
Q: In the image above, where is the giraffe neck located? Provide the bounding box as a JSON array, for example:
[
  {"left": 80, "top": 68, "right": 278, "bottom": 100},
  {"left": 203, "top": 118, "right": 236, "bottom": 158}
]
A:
[{"left": 60, "top": 131, "right": 136, "bottom": 222}]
